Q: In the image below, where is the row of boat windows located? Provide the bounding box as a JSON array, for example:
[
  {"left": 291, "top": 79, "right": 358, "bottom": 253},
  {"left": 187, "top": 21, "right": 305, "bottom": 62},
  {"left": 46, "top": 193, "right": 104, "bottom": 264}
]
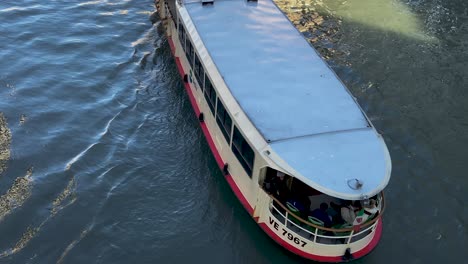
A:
[{"left": 178, "top": 19, "right": 255, "bottom": 177}]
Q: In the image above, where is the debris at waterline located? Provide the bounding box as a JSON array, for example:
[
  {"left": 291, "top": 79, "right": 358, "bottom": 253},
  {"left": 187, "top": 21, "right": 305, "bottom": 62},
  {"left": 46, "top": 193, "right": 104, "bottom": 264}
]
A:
[
  {"left": 0, "top": 113, "right": 11, "bottom": 175},
  {"left": 51, "top": 177, "right": 77, "bottom": 215},
  {"left": 274, "top": 0, "right": 351, "bottom": 64},
  {"left": 0, "top": 174, "right": 76, "bottom": 258},
  {"left": 0, "top": 167, "right": 34, "bottom": 222}
]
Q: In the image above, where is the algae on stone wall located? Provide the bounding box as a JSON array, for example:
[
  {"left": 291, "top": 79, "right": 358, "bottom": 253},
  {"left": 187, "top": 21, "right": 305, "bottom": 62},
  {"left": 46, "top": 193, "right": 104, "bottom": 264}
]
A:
[{"left": 0, "top": 113, "right": 11, "bottom": 175}]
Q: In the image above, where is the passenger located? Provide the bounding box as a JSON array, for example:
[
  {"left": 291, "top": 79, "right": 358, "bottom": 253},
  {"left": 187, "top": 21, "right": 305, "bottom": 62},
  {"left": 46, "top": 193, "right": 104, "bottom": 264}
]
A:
[
  {"left": 358, "top": 199, "right": 379, "bottom": 223},
  {"left": 310, "top": 203, "right": 333, "bottom": 227},
  {"left": 363, "top": 199, "right": 378, "bottom": 215},
  {"left": 327, "top": 201, "right": 342, "bottom": 224},
  {"left": 353, "top": 200, "right": 381, "bottom": 225},
  {"left": 263, "top": 175, "right": 276, "bottom": 194},
  {"left": 264, "top": 171, "right": 289, "bottom": 203},
  {"left": 340, "top": 201, "right": 361, "bottom": 225},
  {"left": 274, "top": 171, "right": 289, "bottom": 203}
]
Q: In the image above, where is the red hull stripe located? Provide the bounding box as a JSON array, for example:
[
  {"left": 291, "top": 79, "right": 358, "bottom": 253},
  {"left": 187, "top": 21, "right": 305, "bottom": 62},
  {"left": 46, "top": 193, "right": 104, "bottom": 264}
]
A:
[
  {"left": 168, "top": 32, "right": 176, "bottom": 53},
  {"left": 168, "top": 37, "right": 254, "bottom": 215},
  {"left": 259, "top": 220, "right": 382, "bottom": 262},
  {"left": 167, "top": 35, "right": 381, "bottom": 262},
  {"left": 352, "top": 219, "right": 383, "bottom": 259}
]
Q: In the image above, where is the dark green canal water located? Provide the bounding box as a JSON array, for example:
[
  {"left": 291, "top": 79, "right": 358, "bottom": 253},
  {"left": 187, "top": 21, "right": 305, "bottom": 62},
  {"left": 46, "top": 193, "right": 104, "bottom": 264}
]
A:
[{"left": 0, "top": 0, "right": 466, "bottom": 263}]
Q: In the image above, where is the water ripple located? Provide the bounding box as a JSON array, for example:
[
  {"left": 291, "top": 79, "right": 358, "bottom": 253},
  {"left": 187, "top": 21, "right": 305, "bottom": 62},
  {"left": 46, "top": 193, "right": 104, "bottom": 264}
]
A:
[{"left": 0, "top": 0, "right": 466, "bottom": 263}]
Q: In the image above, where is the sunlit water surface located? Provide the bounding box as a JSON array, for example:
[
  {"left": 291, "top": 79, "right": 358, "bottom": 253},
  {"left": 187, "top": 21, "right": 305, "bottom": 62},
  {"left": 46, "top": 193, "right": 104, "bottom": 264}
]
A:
[{"left": 0, "top": 0, "right": 466, "bottom": 263}]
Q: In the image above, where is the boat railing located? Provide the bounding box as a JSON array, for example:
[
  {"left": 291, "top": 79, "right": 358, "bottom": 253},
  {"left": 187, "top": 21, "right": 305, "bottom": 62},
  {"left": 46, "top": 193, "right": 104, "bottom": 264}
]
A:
[{"left": 268, "top": 193, "right": 385, "bottom": 244}]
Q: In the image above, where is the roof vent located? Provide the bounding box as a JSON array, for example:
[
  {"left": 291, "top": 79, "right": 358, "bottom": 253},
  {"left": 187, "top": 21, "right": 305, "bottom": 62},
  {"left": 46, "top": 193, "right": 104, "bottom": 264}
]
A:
[
  {"left": 347, "top": 178, "right": 363, "bottom": 190},
  {"left": 202, "top": 0, "right": 214, "bottom": 5}
]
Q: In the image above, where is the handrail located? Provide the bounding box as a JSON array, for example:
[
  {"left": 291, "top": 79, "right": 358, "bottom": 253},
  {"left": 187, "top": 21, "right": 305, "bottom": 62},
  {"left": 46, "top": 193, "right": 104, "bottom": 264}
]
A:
[
  {"left": 271, "top": 204, "right": 377, "bottom": 242},
  {"left": 268, "top": 192, "right": 385, "bottom": 233}
]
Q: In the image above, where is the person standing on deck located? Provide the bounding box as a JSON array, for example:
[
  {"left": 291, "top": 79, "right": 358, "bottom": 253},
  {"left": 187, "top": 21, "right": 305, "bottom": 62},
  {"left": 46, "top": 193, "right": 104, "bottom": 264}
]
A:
[{"left": 274, "top": 171, "right": 289, "bottom": 203}]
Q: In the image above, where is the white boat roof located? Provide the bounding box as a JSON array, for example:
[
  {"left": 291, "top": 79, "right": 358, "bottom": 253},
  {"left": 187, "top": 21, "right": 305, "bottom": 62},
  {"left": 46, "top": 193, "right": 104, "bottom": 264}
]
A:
[
  {"left": 184, "top": 0, "right": 368, "bottom": 142},
  {"left": 182, "top": 0, "right": 391, "bottom": 198},
  {"left": 270, "top": 128, "right": 391, "bottom": 200}
]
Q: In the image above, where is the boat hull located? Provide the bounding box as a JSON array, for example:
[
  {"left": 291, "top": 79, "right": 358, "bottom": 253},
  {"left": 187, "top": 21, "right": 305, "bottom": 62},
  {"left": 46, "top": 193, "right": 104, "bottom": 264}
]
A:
[{"left": 156, "top": 2, "right": 383, "bottom": 261}]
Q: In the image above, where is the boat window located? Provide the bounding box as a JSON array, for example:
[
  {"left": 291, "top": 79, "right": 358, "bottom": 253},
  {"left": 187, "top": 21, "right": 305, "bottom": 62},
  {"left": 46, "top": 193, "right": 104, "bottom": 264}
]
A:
[
  {"left": 186, "top": 39, "right": 194, "bottom": 66},
  {"left": 204, "top": 77, "right": 216, "bottom": 114},
  {"left": 232, "top": 126, "right": 255, "bottom": 177},
  {"left": 178, "top": 20, "right": 186, "bottom": 51},
  {"left": 194, "top": 54, "right": 204, "bottom": 88},
  {"left": 216, "top": 99, "right": 232, "bottom": 143}
]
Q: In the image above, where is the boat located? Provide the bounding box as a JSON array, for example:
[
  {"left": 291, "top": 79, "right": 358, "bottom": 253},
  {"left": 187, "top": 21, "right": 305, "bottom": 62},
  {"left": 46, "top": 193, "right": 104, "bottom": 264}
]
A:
[{"left": 155, "top": 0, "right": 392, "bottom": 261}]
